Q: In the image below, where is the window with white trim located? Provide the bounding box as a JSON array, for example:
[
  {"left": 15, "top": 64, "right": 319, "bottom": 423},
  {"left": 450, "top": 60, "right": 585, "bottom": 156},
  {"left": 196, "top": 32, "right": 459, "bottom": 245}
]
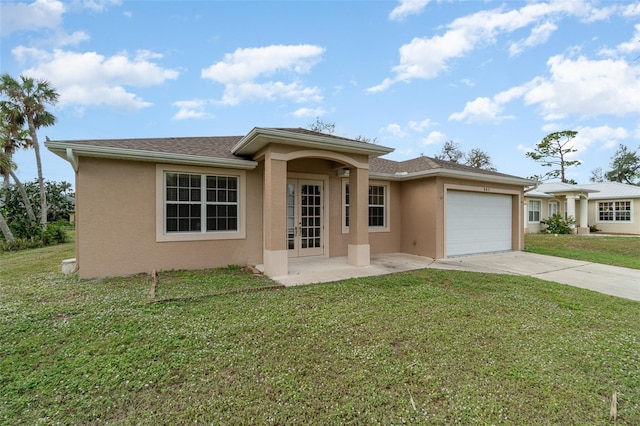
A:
[
  {"left": 548, "top": 201, "right": 559, "bottom": 217},
  {"left": 528, "top": 200, "right": 541, "bottom": 222},
  {"left": 157, "top": 166, "right": 245, "bottom": 242},
  {"left": 598, "top": 201, "right": 632, "bottom": 222},
  {"left": 165, "top": 172, "right": 238, "bottom": 233},
  {"left": 343, "top": 181, "right": 389, "bottom": 231}
]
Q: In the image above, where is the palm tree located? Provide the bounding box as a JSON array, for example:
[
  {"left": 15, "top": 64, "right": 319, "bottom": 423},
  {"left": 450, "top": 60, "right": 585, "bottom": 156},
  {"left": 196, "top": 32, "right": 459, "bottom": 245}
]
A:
[
  {"left": 0, "top": 74, "right": 59, "bottom": 226},
  {"left": 0, "top": 151, "right": 16, "bottom": 243},
  {"left": 0, "top": 110, "right": 37, "bottom": 223}
]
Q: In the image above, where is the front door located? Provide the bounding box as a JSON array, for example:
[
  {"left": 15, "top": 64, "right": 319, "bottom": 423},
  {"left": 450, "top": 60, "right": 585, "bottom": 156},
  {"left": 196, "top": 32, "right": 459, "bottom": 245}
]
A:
[{"left": 287, "top": 179, "right": 324, "bottom": 257}]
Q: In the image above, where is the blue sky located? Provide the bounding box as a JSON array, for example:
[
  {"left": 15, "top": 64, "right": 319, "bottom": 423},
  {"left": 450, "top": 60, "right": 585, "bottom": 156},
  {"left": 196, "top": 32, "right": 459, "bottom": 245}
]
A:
[{"left": 2, "top": 0, "right": 639, "bottom": 187}]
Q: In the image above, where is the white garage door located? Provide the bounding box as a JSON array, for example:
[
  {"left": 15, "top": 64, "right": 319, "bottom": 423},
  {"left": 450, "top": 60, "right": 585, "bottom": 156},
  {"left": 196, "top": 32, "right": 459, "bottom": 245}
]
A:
[{"left": 446, "top": 191, "right": 512, "bottom": 257}]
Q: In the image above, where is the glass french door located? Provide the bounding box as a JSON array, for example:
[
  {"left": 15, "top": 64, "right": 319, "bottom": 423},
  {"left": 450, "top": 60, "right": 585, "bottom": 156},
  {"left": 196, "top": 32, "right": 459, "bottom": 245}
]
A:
[{"left": 287, "top": 179, "right": 324, "bottom": 257}]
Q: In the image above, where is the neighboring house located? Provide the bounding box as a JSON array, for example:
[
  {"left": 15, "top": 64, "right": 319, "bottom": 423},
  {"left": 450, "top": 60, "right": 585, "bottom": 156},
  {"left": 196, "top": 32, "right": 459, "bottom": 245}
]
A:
[
  {"left": 524, "top": 181, "right": 640, "bottom": 235},
  {"left": 524, "top": 182, "right": 598, "bottom": 234},
  {"left": 581, "top": 182, "right": 640, "bottom": 235},
  {"left": 46, "top": 128, "right": 534, "bottom": 279}
]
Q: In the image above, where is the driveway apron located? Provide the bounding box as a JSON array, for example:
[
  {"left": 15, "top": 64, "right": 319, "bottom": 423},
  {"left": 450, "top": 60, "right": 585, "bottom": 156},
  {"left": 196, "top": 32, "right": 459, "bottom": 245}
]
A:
[{"left": 432, "top": 251, "right": 640, "bottom": 301}]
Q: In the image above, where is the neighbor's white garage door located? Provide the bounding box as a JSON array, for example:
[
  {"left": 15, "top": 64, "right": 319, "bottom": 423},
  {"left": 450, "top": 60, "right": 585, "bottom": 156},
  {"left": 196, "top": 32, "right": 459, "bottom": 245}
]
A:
[{"left": 446, "top": 191, "right": 512, "bottom": 257}]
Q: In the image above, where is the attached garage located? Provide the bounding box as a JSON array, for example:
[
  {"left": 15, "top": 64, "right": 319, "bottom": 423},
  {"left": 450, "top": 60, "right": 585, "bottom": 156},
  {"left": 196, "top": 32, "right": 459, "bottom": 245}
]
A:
[{"left": 446, "top": 190, "right": 513, "bottom": 257}]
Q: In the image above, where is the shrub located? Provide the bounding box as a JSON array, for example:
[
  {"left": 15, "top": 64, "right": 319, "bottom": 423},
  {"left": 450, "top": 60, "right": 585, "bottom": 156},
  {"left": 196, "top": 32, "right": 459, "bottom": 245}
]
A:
[
  {"left": 0, "top": 223, "right": 68, "bottom": 252},
  {"left": 540, "top": 214, "right": 575, "bottom": 234}
]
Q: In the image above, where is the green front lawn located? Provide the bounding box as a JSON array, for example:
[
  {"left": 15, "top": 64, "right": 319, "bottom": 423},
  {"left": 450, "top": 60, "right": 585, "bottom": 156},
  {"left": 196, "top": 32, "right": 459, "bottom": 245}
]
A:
[
  {"left": 1, "top": 241, "right": 639, "bottom": 424},
  {"left": 525, "top": 233, "right": 640, "bottom": 269}
]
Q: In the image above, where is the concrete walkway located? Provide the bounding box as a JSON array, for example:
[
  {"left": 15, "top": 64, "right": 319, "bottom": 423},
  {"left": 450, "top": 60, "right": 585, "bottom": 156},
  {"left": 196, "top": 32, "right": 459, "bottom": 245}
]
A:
[{"left": 269, "top": 252, "right": 640, "bottom": 302}]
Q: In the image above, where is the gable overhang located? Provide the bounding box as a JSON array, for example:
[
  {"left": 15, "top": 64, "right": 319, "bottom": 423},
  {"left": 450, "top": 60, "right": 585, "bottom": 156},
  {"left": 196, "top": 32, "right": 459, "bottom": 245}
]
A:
[
  {"left": 370, "top": 167, "right": 535, "bottom": 187},
  {"left": 232, "top": 127, "right": 394, "bottom": 158},
  {"left": 46, "top": 141, "right": 258, "bottom": 170}
]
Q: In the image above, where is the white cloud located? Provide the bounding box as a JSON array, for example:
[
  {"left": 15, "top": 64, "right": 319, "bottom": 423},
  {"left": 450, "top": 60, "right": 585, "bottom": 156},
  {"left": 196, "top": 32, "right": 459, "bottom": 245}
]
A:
[
  {"left": 524, "top": 55, "right": 640, "bottom": 120},
  {"left": 202, "top": 44, "right": 324, "bottom": 83},
  {"left": 383, "top": 123, "right": 408, "bottom": 138},
  {"left": 292, "top": 107, "right": 327, "bottom": 118},
  {"left": 599, "top": 23, "right": 640, "bottom": 57},
  {"left": 369, "top": 0, "right": 609, "bottom": 92},
  {"left": 218, "top": 81, "right": 322, "bottom": 107},
  {"left": 449, "top": 96, "right": 514, "bottom": 123},
  {"left": 14, "top": 47, "right": 179, "bottom": 112},
  {"left": 509, "top": 21, "right": 557, "bottom": 56},
  {"left": 451, "top": 53, "right": 640, "bottom": 124},
  {"left": 201, "top": 44, "right": 325, "bottom": 105},
  {"left": 622, "top": 3, "right": 640, "bottom": 17},
  {"left": 1, "top": 0, "right": 65, "bottom": 36},
  {"left": 172, "top": 99, "right": 212, "bottom": 120},
  {"left": 422, "top": 130, "right": 447, "bottom": 145},
  {"left": 76, "top": 0, "right": 121, "bottom": 12},
  {"left": 389, "top": 0, "right": 431, "bottom": 22},
  {"left": 574, "top": 125, "right": 629, "bottom": 152},
  {"left": 408, "top": 118, "right": 435, "bottom": 131}
]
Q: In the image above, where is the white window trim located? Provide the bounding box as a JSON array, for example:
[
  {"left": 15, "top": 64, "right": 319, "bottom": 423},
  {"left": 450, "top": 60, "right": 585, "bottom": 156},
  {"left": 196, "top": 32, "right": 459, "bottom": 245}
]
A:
[
  {"left": 528, "top": 199, "right": 541, "bottom": 223},
  {"left": 156, "top": 165, "right": 246, "bottom": 242},
  {"left": 341, "top": 179, "right": 390, "bottom": 233},
  {"left": 596, "top": 200, "right": 633, "bottom": 223},
  {"left": 548, "top": 201, "right": 559, "bottom": 218}
]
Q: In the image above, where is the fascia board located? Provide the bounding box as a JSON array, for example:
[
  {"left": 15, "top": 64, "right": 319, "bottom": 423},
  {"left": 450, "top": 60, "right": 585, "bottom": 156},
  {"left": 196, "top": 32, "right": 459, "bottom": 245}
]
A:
[
  {"left": 46, "top": 141, "right": 258, "bottom": 170},
  {"left": 370, "top": 168, "right": 535, "bottom": 186},
  {"left": 232, "top": 127, "right": 394, "bottom": 157}
]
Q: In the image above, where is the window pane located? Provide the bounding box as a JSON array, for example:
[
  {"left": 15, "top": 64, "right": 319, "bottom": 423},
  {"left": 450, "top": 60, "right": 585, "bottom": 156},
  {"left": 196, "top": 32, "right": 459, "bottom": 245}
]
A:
[{"left": 166, "top": 173, "right": 177, "bottom": 187}]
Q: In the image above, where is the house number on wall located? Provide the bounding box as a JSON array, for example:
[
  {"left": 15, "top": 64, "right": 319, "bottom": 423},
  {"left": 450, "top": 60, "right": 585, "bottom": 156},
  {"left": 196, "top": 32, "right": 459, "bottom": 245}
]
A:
[{"left": 483, "top": 187, "right": 491, "bottom": 192}]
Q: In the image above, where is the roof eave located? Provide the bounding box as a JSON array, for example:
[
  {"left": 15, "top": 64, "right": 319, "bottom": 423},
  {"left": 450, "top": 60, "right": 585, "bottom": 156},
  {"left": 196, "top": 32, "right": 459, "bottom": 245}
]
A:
[
  {"left": 370, "top": 167, "right": 535, "bottom": 186},
  {"left": 232, "top": 127, "right": 394, "bottom": 157},
  {"left": 46, "top": 141, "right": 258, "bottom": 170}
]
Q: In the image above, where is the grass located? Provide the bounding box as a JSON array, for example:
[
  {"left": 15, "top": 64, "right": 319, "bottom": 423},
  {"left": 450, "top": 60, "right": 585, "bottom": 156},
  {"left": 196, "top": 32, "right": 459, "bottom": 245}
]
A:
[
  {"left": 1, "top": 241, "right": 639, "bottom": 424},
  {"left": 525, "top": 233, "right": 640, "bottom": 269}
]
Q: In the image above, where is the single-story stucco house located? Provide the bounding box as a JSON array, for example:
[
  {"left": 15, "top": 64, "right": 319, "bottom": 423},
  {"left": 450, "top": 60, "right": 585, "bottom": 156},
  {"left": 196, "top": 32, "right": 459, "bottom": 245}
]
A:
[
  {"left": 46, "top": 127, "right": 534, "bottom": 279},
  {"left": 524, "top": 181, "right": 640, "bottom": 235}
]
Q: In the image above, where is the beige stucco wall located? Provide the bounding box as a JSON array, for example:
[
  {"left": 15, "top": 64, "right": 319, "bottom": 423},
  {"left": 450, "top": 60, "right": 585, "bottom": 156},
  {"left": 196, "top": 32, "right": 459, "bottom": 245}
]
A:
[
  {"left": 399, "top": 178, "right": 440, "bottom": 258},
  {"left": 75, "top": 157, "right": 264, "bottom": 278},
  {"left": 588, "top": 199, "right": 640, "bottom": 234},
  {"left": 400, "top": 177, "right": 524, "bottom": 258},
  {"left": 75, "top": 149, "right": 527, "bottom": 278}
]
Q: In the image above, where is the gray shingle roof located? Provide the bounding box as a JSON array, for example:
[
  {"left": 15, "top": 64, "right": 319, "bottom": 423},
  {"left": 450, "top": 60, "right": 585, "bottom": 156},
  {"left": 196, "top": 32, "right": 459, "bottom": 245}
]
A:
[
  {"left": 369, "top": 156, "right": 527, "bottom": 180},
  {"left": 53, "top": 135, "right": 246, "bottom": 160},
  {"left": 49, "top": 128, "right": 530, "bottom": 182}
]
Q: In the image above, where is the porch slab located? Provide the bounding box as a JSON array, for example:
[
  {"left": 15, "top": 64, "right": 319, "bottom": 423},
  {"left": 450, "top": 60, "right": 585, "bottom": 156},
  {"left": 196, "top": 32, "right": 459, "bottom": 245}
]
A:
[{"left": 265, "top": 253, "right": 436, "bottom": 287}]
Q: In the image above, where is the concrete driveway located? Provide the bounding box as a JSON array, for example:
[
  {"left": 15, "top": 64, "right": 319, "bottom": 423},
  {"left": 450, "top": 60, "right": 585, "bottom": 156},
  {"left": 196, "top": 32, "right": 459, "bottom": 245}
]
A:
[
  {"left": 274, "top": 252, "right": 640, "bottom": 302},
  {"left": 431, "top": 251, "right": 640, "bottom": 301}
]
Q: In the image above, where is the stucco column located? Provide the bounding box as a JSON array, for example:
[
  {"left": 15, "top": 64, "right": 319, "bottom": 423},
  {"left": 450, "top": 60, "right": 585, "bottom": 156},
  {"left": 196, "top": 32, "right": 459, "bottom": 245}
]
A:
[
  {"left": 566, "top": 195, "right": 576, "bottom": 230},
  {"left": 263, "top": 153, "right": 288, "bottom": 277},
  {"left": 579, "top": 197, "right": 588, "bottom": 228},
  {"left": 348, "top": 167, "right": 370, "bottom": 266},
  {"left": 577, "top": 196, "right": 590, "bottom": 234}
]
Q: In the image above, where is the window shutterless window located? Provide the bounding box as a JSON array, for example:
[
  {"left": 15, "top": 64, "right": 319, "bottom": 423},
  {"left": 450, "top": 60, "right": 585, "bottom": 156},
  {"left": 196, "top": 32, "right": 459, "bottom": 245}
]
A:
[
  {"left": 165, "top": 172, "right": 238, "bottom": 233},
  {"left": 528, "top": 200, "right": 541, "bottom": 222},
  {"left": 344, "top": 182, "right": 389, "bottom": 231},
  {"left": 156, "top": 166, "right": 245, "bottom": 242},
  {"left": 548, "top": 201, "right": 558, "bottom": 217},
  {"left": 598, "top": 201, "right": 632, "bottom": 222}
]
